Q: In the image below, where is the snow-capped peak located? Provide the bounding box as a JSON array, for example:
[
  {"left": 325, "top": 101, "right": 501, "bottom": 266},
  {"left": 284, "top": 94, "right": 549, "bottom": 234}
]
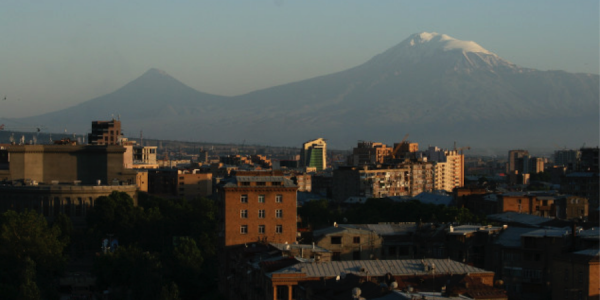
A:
[{"left": 408, "top": 32, "right": 492, "bottom": 55}]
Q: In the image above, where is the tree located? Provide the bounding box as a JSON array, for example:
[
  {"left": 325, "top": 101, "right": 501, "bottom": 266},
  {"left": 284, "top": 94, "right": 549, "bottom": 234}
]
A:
[
  {"left": 86, "top": 191, "right": 144, "bottom": 245},
  {"left": 0, "top": 210, "right": 67, "bottom": 300}
]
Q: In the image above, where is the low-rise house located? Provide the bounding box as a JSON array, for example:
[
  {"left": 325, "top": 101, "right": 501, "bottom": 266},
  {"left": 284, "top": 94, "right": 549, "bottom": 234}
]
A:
[{"left": 313, "top": 224, "right": 383, "bottom": 261}]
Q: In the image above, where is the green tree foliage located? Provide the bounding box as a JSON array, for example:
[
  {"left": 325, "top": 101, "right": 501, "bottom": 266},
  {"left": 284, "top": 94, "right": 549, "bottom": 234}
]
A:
[
  {"left": 0, "top": 210, "right": 67, "bottom": 300},
  {"left": 88, "top": 193, "right": 219, "bottom": 300},
  {"left": 299, "top": 198, "right": 485, "bottom": 229},
  {"left": 298, "top": 199, "right": 333, "bottom": 229},
  {"left": 93, "top": 246, "right": 164, "bottom": 300}
]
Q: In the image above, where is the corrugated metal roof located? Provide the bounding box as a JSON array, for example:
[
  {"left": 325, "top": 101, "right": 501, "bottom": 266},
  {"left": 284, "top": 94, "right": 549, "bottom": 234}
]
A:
[
  {"left": 573, "top": 249, "right": 600, "bottom": 257},
  {"left": 313, "top": 226, "right": 375, "bottom": 237},
  {"left": 414, "top": 192, "right": 453, "bottom": 206},
  {"left": 494, "top": 227, "right": 539, "bottom": 248},
  {"left": 270, "top": 242, "right": 330, "bottom": 252},
  {"left": 269, "top": 258, "right": 492, "bottom": 278},
  {"left": 566, "top": 172, "right": 599, "bottom": 177},
  {"left": 487, "top": 212, "right": 551, "bottom": 226},
  {"left": 579, "top": 227, "right": 599, "bottom": 239},
  {"left": 345, "top": 224, "right": 417, "bottom": 236},
  {"left": 522, "top": 228, "right": 570, "bottom": 238}
]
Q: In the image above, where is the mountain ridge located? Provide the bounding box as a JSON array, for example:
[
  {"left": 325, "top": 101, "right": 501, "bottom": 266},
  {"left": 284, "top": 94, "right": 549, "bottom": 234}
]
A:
[{"left": 11, "top": 32, "right": 599, "bottom": 150}]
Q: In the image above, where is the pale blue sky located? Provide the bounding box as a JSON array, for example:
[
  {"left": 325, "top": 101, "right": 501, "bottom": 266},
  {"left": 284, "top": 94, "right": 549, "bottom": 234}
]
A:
[{"left": 1, "top": 0, "right": 598, "bottom": 118}]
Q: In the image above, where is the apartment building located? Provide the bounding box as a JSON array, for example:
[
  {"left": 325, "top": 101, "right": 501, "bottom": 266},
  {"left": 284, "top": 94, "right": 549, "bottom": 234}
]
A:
[
  {"left": 217, "top": 170, "right": 298, "bottom": 247},
  {"left": 87, "top": 119, "right": 122, "bottom": 145},
  {"left": 349, "top": 141, "right": 392, "bottom": 166}
]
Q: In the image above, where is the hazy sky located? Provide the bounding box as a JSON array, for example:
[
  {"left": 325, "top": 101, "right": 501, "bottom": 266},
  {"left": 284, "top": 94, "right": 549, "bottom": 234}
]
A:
[{"left": 1, "top": 0, "right": 598, "bottom": 118}]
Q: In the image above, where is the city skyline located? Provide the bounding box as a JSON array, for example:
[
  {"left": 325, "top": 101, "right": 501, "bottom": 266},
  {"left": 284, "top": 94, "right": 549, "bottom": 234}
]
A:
[{"left": 1, "top": 1, "right": 598, "bottom": 118}]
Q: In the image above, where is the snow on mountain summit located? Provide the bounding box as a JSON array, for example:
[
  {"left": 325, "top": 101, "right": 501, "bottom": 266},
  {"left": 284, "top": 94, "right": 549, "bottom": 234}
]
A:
[
  {"left": 408, "top": 32, "right": 493, "bottom": 55},
  {"left": 367, "top": 32, "right": 503, "bottom": 68}
]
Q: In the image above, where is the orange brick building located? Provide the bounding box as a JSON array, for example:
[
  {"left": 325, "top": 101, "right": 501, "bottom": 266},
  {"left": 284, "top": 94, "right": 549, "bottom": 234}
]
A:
[{"left": 218, "top": 170, "right": 298, "bottom": 247}]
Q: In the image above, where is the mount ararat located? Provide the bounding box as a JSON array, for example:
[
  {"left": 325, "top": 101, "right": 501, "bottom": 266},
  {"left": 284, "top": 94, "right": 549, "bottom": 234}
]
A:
[{"left": 14, "top": 32, "right": 600, "bottom": 151}]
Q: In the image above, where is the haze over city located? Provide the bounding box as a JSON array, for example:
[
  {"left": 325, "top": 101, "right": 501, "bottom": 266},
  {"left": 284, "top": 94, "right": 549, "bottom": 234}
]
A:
[{"left": 1, "top": 1, "right": 598, "bottom": 119}]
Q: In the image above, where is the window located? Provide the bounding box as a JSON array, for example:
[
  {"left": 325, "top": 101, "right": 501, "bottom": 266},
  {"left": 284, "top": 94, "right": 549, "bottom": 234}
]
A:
[
  {"left": 389, "top": 246, "right": 396, "bottom": 257},
  {"left": 331, "top": 236, "right": 342, "bottom": 244},
  {"left": 257, "top": 182, "right": 266, "bottom": 186},
  {"left": 258, "top": 195, "right": 265, "bottom": 203},
  {"left": 276, "top": 194, "right": 282, "bottom": 203},
  {"left": 258, "top": 210, "right": 265, "bottom": 218},
  {"left": 240, "top": 225, "right": 248, "bottom": 234},
  {"left": 272, "top": 182, "right": 281, "bottom": 186},
  {"left": 353, "top": 236, "right": 360, "bottom": 244},
  {"left": 241, "top": 182, "right": 250, "bottom": 186},
  {"left": 332, "top": 252, "right": 341, "bottom": 261},
  {"left": 276, "top": 225, "right": 282, "bottom": 234},
  {"left": 276, "top": 209, "right": 283, "bottom": 218},
  {"left": 240, "top": 195, "right": 248, "bottom": 203},
  {"left": 258, "top": 225, "right": 265, "bottom": 234},
  {"left": 240, "top": 210, "right": 248, "bottom": 218}
]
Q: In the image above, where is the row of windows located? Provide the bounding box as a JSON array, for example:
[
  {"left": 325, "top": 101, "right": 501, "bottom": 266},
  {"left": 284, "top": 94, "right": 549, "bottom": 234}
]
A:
[
  {"left": 240, "top": 194, "right": 283, "bottom": 203},
  {"left": 1, "top": 197, "right": 94, "bottom": 217},
  {"left": 330, "top": 236, "right": 361, "bottom": 244},
  {"left": 240, "top": 225, "right": 282, "bottom": 234},
  {"left": 240, "top": 209, "right": 283, "bottom": 218}
]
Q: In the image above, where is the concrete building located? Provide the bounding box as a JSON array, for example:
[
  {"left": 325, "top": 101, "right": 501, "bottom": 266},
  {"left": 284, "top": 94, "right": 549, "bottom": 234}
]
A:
[
  {"left": 300, "top": 138, "right": 326, "bottom": 171},
  {"left": 507, "top": 150, "right": 529, "bottom": 173},
  {"left": 333, "top": 166, "right": 410, "bottom": 202},
  {"left": 492, "top": 227, "right": 575, "bottom": 299},
  {"left": 497, "top": 192, "right": 556, "bottom": 217},
  {"left": 147, "top": 168, "right": 212, "bottom": 199},
  {"left": 349, "top": 141, "right": 392, "bottom": 166},
  {"left": 579, "top": 147, "right": 599, "bottom": 172},
  {"left": 426, "top": 148, "right": 465, "bottom": 193},
  {"left": 87, "top": 119, "right": 122, "bottom": 145},
  {"left": 312, "top": 224, "right": 384, "bottom": 261},
  {"left": 561, "top": 172, "right": 600, "bottom": 209},
  {"left": 0, "top": 144, "right": 137, "bottom": 185},
  {"left": 0, "top": 144, "right": 139, "bottom": 226},
  {"left": 554, "top": 149, "right": 581, "bottom": 171},
  {"left": 551, "top": 249, "right": 600, "bottom": 300},
  {"left": 133, "top": 145, "right": 158, "bottom": 168}
]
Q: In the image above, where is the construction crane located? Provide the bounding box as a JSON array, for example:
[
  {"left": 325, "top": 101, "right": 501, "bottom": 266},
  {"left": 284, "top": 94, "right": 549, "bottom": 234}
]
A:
[
  {"left": 456, "top": 146, "right": 471, "bottom": 155},
  {"left": 391, "top": 134, "right": 409, "bottom": 159}
]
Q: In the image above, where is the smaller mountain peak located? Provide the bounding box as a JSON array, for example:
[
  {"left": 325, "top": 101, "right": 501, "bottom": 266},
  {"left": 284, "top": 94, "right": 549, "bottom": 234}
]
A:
[{"left": 144, "top": 68, "right": 170, "bottom": 76}]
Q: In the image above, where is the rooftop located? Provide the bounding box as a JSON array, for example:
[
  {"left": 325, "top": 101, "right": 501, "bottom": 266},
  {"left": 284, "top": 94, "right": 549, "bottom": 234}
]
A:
[
  {"left": 487, "top": 212, "right": 552, "bottom": 227},
  {"left": 269, "top": 259, "right": 492, "bottom": 279},
  {"left": 494, "top": 227, "right": 540, "bottom": 248},
  {"left": 269, "top": 242, "right": 330, "bottom": 253}
]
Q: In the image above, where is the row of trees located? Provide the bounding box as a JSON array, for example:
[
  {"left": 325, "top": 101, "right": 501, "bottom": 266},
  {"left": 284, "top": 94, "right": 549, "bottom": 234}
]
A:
[
  {"left": 0, "top": 210, "right": 69, "bottom": 299},
  {"left": 0, "top": 191, "right": 219, "bottom": 300},
  {"left": 299, "top": 198, "right": 486, "bottom": 230},
  {"left": 87, "top": 192, "right": 219, "bottom": 300}
]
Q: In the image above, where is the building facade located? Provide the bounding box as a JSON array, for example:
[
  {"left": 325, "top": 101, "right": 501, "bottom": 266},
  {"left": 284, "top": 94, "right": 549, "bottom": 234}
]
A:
[
  {"left": 300, "top": 138, "right": 326, "bottom": 171},
  {"left": 88, "top": 119, "right": 122, "bottom": 145},
  {"left": 217, "top": 170, "right": 298, "bottom": 247}
]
